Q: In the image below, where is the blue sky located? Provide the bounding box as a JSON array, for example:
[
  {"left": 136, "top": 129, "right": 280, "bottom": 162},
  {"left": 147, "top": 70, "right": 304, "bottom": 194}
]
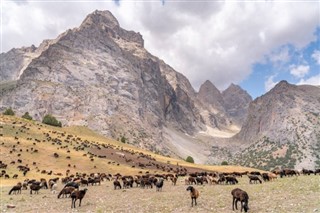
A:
[
  {"left": 241, "top": 28, "right": 320, "bottom": 99},
  {"left": 1, "top": 1, "right": 319, "bottom": 99}
]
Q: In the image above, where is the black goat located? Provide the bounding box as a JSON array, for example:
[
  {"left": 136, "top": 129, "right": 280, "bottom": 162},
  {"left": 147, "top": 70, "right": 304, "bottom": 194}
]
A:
[
  {"left": 231, "top": 188, "right": 249, "bottom": 212},
  {"left": 186, "top": 186, "right": 200, "bottom": 207}
]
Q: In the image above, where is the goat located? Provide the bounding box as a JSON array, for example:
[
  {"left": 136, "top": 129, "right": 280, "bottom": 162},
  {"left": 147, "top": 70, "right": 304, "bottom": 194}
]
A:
[
  {"left": 231, "top": 188, "right": 249, "bottom": 212},
  {"left": 71, "top": 188, "right": 88, "bottom": 208},
  {"left": 58, "top": 186, "right": 76, "bottom": 198},
  {"left": 9, "top": 183, "right": 22, "bottom": 195},
  {"left": 186, "top": 186, "right": 200, "bottom": 207}
]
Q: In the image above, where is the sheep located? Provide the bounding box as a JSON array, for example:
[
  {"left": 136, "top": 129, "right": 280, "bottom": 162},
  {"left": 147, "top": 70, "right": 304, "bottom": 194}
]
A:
[
  {"left": 51, "top": 183, "right": 58, "bottom": 194},
  {"left": 113, "top": 180, "right": 122, "bottom": 190},
  {"left": 171, "top": 176, "right": 177, "bottom": 186},
  {"left": 155, "top": 178, "right": 164, "bottom": 192},
  {"left": 64, "top": 182, "right": 79, "bottom": 189},
  {"left": 231, "top": 188, "right": 249, "bottom": 212},
  {"left": 186, "top": 186, "right": 200, "bottom": 207},
  {"left": 58, "top": 186, "right": 76, "bottom": 198},
  {"left": 9, "top": 183, "right": 22, "bottom": 195},
  {"left": 248, "top": 175, "right": 262, "bottom": 184},
  {"left": 71, "top": 188, "right": 88, "bottom": 208},
  {"left": 226, "top": 176, "right": 238, "bottom": 184},
  {"left": 30, "top": 183, "right": 42, "bottom": 194}
]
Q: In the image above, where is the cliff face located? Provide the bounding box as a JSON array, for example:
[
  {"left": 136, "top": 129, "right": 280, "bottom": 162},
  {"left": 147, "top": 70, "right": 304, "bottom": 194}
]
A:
[
  {"left": 0, "top": 10, "right": 206, "bottom": 154},
  {"left": 232, "top": 81, "right": 320, "bottom": 170}
]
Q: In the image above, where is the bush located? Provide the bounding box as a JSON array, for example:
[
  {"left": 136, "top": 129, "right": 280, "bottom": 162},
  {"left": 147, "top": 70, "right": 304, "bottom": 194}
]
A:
[
  {"left": 42, "top": 114, "right": 62, "bottom": 127},
  {"left": 22, "top": 112, "right": 32, "bottom": 120},
  {"left": 3, "top": 108, "right": 15, "bottom": 116},
  {"left": 186, "top": 156, "right": 194, "bottom": 163},
  {"left": 221, "top": 161, "right": 229, "bottom": 165},
  {"left": 120, "top": 136, "right": 126, "bottom": 143}
]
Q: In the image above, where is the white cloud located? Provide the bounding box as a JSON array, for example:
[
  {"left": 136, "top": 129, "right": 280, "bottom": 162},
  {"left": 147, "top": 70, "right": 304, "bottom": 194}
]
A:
[
  {"left": 265, "top": 75, "right": 278, "bottom": 92},
  {"left": 1, "top": 1, "right": 319, "bottom": 91},
  {"left": 290, "top": 65, "right": 310, "bottom": 78},
  {"left": 297, "top": 74, "right": 320, "bottom": 85},
  {"left": 311, "top": 50, "right": 320, "bottom": 64}
]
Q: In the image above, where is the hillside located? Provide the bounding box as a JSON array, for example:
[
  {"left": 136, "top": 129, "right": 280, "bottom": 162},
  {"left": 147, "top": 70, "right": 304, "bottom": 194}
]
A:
[{"left": 0, "top": 115, "right": 259, "bottom": 187}]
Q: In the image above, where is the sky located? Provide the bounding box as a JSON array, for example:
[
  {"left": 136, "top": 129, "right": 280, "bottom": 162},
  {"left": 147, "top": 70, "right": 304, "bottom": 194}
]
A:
[{"left": 1, "top": 0, "right": 319, "bottom": 99}]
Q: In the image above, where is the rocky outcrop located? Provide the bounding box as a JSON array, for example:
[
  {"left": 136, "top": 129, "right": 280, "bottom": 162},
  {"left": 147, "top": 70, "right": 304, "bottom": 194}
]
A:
[
  {"left": 0, "top": 10, "right": 207, "bottom": 155},
  {"left": 222, "top": 83, "right": 252, "bottom": 126},
  {"left": 232, "top": 81, "right": 320, "bottom": 170}
]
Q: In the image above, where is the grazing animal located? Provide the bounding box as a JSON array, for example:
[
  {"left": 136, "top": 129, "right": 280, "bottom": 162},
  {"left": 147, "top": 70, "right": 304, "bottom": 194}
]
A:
[
  {"left": 9, "top": 183, "right": 22, "bottom": 195},
  {"left": 231, "top": 188, "right": 249, "bottom": 212},
  {"left": 71, "top": 188, "right": 88, "bottom": 208},
  {"left": 113, "top": 180, "right": 122, "bottom": 190},
  {"left": 58, "top": 186, "right": 76, "bottom": 198},
  {"left": 155, "top": 178, "right": 164, "bottom": 192},
  {"left": 262, "top": 173, "right": 270, "bottom": 182},
  {"left": 64, "top": 182, "right": 79, "bottom": 189},
  {"left": 186, "top": 186, "right": 200, "bottom": 207},
  {"left": 30, "top": 183, "right": 42, "bottom": 194},
  {"left": 226, "top": 176, "right": 238, "bottom": 184},
  {"left": 248, "top": 175, "right": 262, "bottom": 184}
]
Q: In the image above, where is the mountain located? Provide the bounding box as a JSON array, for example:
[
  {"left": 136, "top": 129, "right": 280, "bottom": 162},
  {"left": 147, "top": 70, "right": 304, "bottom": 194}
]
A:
[
  {"left": 222, "top": 83, "right": 252, "bottom": 126},
  {"left": 3, "top": 10, "right": 317, "bottom": 170},
  {"left": 0, "top": 10, "right": 210, "bottom": 156},
  {"left": 231, "top": 81, "right": 320, "bottom": 170}
]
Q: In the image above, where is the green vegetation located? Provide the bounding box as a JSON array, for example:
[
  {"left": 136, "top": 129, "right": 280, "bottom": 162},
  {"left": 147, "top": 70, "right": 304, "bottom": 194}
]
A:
[
  {"left": 22, "top": 112, "right": 33, "bottom": 120},
  {"left": 186, "top": 156, "right": 194, "bottom": 163},
  {"left": 221, "top": 161, "right": 228, "bottom": 165},
  {"left": 3, "top": 107, "right": 15, "bottom": 116},
  {"left": 42, "top": 114, "right": 62, "bottom": 127}
]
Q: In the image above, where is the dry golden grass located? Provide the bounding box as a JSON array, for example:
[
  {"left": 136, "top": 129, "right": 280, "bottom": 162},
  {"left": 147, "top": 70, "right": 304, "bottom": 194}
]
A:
[{"left": 0, "top": 175, "right": 319, "bottom": 212}]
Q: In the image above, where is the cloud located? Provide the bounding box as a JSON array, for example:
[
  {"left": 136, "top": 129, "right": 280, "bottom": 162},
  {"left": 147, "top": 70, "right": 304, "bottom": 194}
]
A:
[
  {"left": 290, "top": 65, "right": 310, "bottom": 78},
  {"left": 1, "top": 1, "right": 319, "bottom": 92},
  {"left": 297, "top": 74, "right": 320, "bottom": 85},
  {"left": 311, "top": 50, "right": 320, "bottom": 64},
  {"left": 265, "top": 75, "right": 278, "bottom": 92}
]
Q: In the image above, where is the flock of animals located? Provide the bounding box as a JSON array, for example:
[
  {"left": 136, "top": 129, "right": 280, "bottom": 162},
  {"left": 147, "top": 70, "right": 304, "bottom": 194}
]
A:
[
  {"left": 4, "top": 168, "right": 320, "bottom": 211},
  {"left": 1, "top": 116, "right": 320, "bottom": 211}
]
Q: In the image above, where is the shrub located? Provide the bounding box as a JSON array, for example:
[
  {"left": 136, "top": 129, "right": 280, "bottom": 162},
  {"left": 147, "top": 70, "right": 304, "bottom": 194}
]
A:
[
  {"left": 221, "top": 161, "right": 229, "bottom": 165},
  {"left": 42, "top": 114, "right": 62, "bottom": 127},
  {"left": 22, "top": 112, "right": 32, "bottom": 120},
  {"left": 3, "top": 108, "right": 15, "bottom": 116},
  {"left": 186, "top": 156, "right": 194, "bottom": 163},
  {"left": 120, "top": 136, "right": 126, "bottom": 143}
]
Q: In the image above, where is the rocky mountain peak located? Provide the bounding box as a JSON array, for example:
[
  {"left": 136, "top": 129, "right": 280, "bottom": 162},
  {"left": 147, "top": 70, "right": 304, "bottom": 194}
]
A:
[
  {"left": 80, "top": 10, "right": 120, "bottom": 30},
  {"left": 197, "top": 80, "right": 224, "bottom": 108},
  {"left": 222, "top": 83, "right": 252, "bottom": 126}
]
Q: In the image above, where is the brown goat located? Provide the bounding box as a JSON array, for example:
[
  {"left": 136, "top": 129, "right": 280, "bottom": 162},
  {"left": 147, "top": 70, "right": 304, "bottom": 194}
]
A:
[
  {"left": 231, "top": 188, "right": 249, "bottom": 212},
  {"left": 186, "top": 186, "right": 200, "bottom": 207}
]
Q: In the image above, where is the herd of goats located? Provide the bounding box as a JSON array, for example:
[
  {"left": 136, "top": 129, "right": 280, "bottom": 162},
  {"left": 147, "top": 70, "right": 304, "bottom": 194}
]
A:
[{"left": 4, "top": 168, "right": 320, "bottom": 212}]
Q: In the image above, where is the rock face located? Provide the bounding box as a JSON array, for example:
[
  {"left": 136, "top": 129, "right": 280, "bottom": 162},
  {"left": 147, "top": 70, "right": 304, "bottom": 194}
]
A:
[
  {"left": 232, "top": 81, "right": 320, "bottom": 170},
  {"left": 222, "top": 83, "right": 252, "bottom": 126},
  {"left": 0, "top": 10, "right": 208, "bottom": 154}
]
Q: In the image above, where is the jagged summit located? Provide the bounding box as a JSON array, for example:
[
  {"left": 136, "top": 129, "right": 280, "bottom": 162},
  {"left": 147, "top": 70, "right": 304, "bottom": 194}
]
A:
[{"left": 80, "top": 10, "right": 120, "bottom": 30}]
